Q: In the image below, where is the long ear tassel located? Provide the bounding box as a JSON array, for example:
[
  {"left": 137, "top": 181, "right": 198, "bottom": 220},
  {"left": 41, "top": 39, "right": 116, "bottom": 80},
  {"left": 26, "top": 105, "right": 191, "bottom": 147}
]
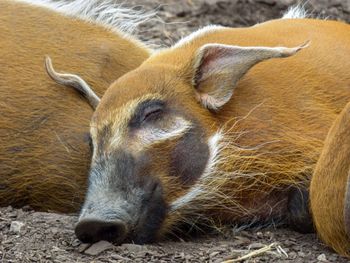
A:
[
  {"left": 44, "top": 56, "right": 100, "bottom": 110},
  {"left": 279, "top": 40, "right": 311, "bottom": 57}
]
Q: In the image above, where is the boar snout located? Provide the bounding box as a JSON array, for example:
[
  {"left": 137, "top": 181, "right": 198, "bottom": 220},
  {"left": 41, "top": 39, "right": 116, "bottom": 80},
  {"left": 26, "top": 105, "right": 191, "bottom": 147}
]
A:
[
  {"left": 75, "top": 182, "right": 166, "bottom": 244},
  {"left": 75, "top": 218, "right": 127, "bottom": 244},
  {"left": 75, "top": 150, "right": 167, "bottom": 244}
]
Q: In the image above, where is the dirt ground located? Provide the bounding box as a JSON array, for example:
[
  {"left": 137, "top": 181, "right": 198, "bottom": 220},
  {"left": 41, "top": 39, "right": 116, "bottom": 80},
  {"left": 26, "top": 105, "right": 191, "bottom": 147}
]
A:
[{"left": 1, "top": 0, "right": 350, "bottom": 262}]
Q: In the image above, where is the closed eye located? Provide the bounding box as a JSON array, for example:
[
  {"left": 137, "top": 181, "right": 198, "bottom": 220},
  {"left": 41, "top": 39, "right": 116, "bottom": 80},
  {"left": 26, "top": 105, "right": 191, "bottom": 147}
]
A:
[
  {"left": 142, "top": 105, "right": 163, "bottom": 123},
  {"left": 129, "top": 99, "right": 165, "bottom": 128}
]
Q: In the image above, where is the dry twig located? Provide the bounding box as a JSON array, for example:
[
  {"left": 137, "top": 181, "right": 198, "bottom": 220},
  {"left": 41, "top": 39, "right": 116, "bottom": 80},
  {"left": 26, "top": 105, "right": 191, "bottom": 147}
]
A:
[{"left": 221, "top": 242, "right": 277, "bottom": 263}]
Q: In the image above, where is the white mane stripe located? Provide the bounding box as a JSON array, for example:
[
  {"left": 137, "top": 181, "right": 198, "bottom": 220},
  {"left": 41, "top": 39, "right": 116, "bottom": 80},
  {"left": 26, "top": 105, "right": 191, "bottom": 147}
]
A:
[
  {"left": 172, "top": 25, "right": 226, "bottom": 49},
  {"left": 282, "top": 5, "right": 309, "bottom": 19},
  {"left": 15, "top": 0, "right": 155, "bottom": 35}
]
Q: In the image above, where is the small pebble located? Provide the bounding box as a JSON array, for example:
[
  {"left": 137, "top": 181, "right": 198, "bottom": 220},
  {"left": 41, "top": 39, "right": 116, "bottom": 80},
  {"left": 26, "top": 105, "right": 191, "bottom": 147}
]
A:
[
  {"left": 317, "top": 253, "right": 327, "bottom": 262},
  {"left": 77, "top": 243, "right": 91, "bottom": 253},
  {"left": 121, "top": 243, "right": 147, "bottom": 253},
  {"left": 21, "top": 205, "right": 32, "bottom": 212},
  {"left": 298, "top": 251, "right": 306, "bottom": 257},
  {"left": 51, "top": 227, "right": 59, "bottom": 234},
  {"left": 84, "top": 240, "right": 113, "bottom": 256},
  {"left": 249, "top": 242, "right": 265, "bottom": 249},
  {"left": 233, "top": 236, "right": 251, "bottom": 245},
  {"left": 289, "top": 252, "right": 297, "bottom": 259},
  {"left": 256, "top": 232, "right": 263, "bottom": 238},
  {"left": 209, "top": 251, "right": 220, "bottom": 257},
  {"left": 111, "top": 253, "right": 131, "bottom": 261},
  {"left": 71, "top": 239, "right": 81, "bottom": 247},
  {"left": 10, "top": 221, "right": 25, "bottom": 234}
]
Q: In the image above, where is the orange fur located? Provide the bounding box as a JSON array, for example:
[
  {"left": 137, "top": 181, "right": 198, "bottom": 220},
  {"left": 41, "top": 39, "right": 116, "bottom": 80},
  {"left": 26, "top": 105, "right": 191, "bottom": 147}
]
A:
[
  {"left": 310, "top": 101, "right": 350, "bottom": 257},
  {"left": 0, "top": 0, "right": 150, "bottom": 212},
  {"left": 92, "top": 19, "right": 350, "bottom": 251}
]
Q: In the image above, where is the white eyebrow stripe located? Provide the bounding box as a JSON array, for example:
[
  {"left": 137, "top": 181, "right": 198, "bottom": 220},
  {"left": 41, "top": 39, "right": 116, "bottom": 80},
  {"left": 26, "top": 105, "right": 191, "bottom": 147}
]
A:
[{"left": 139, "top": 117, "right": 192, "bottom": 145}]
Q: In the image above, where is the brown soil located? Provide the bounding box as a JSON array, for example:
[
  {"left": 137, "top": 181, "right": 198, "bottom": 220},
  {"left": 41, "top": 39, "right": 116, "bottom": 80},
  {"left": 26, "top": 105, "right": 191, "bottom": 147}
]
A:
[
  {"left": 1, "top": 206, "right": 349, "bottom": 262},
  {"left": 1, "top": 0, "right": 350, "bottom": 262}
]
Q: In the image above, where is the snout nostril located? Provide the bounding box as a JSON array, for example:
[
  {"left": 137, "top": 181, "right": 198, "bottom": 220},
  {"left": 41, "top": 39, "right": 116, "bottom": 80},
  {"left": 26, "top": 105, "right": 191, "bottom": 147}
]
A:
[{"left": 75, "top": 219, "right": 127, "bottom": 244}]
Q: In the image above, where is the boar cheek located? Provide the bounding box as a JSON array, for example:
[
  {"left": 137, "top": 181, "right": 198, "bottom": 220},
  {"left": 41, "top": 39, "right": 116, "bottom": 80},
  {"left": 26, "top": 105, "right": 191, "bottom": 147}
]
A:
[{"left": 169, "top": 128, "right": 209, "bottom": 185}]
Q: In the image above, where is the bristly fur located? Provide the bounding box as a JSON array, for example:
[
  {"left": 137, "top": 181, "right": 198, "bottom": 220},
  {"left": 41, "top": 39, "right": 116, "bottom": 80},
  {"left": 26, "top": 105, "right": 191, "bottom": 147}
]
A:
[
  {"left": 16, "top": 0, "right": 156, "bottom": 35},
  {"left": 283, "top": 4, "right": 309, "bottom": 19},
  {"left": 169, "top": 104, "right": 323, "bottom": 232}
]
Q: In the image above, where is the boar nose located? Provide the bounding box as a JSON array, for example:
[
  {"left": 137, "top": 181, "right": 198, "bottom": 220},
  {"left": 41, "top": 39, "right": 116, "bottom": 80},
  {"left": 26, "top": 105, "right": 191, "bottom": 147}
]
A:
[{"left": 75, "top": 219, "right": 127, "bottom": 244}]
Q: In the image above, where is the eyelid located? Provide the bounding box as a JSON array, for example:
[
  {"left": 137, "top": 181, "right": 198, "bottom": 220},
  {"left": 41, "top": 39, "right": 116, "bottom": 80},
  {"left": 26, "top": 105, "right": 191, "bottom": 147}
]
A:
[
  {"left": 129, "top": 99, "right": 165, "bottom": 128},
  {"left": 142, "top": 104, "right": 164, "bottom": 123}
]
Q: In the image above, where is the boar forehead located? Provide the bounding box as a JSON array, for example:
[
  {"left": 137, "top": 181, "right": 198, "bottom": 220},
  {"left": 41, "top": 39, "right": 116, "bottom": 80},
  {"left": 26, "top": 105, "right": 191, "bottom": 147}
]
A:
[{"left": 92, "top": 65, "right": 189, "bottom": 119}]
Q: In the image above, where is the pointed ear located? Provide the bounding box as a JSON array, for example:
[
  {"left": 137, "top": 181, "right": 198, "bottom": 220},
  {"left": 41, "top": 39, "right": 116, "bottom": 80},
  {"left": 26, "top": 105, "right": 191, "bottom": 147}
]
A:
[
  {"left": 44, "top": 56, "right": 100, "bottom": 110},
  {"left": 192, "top": 41, "right": 309, "bottom": 110}
]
